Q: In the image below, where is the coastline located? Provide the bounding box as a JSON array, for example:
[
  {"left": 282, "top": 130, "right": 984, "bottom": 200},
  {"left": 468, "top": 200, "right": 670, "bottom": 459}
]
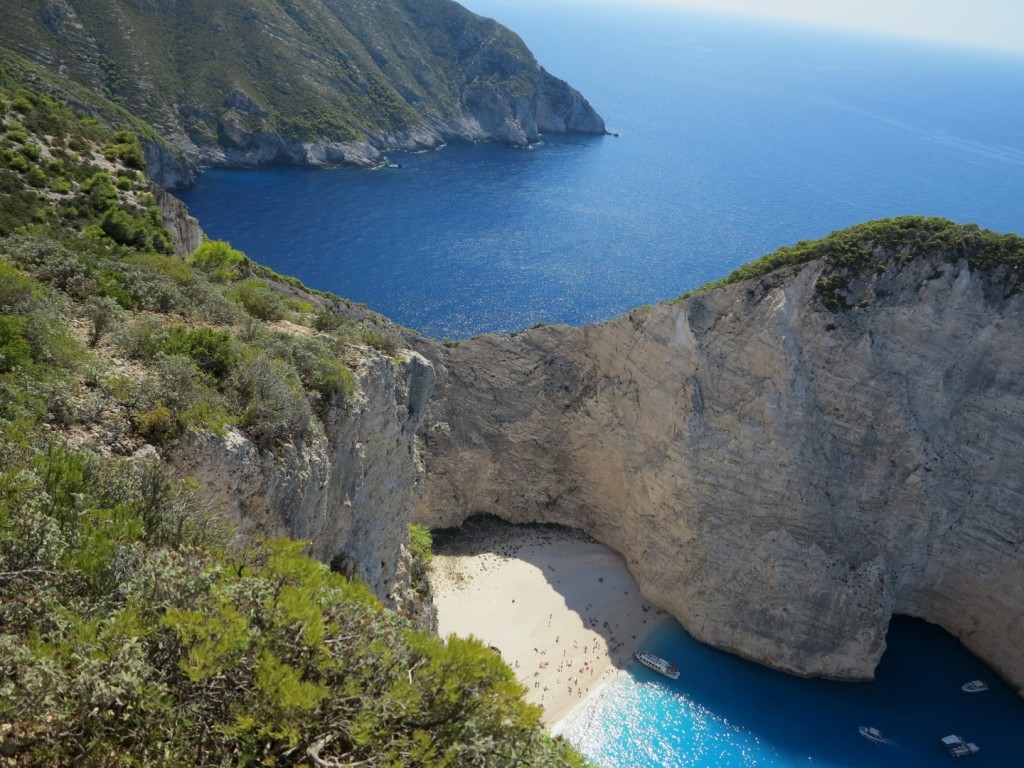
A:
[{"left": 429, "top": 517, "right": 665, "bottom": 726}]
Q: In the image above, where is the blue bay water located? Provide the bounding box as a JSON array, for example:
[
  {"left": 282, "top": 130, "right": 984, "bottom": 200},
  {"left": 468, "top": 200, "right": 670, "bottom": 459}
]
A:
[
  {"left": 177, "top": 4, "right": 1024, "bottom": 340},
  {"left": 561, "top": 617, "right": 1024, "bottom": 767}
]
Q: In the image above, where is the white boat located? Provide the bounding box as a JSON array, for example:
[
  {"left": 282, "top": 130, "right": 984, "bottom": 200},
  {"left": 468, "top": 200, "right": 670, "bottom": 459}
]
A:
[
  {"left": 961, "top": 679, "right": 988, "bottom": 693},
  {"left": 941, "top": 734, "right": 980, "bottom": 757},
  {"left": 859, "top": 726, "right": 886, "bottom": 743},
  {"left": 634, "top": 650, "right": 680, "bottom": 680}
]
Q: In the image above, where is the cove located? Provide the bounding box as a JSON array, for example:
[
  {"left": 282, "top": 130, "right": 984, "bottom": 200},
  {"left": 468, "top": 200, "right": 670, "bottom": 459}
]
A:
[
  {"left": 177, "top": 5, "right": 1024, "bottom": 340},
  {"left": 560, "top": 616, "right": 1024, "bottom": 767}
]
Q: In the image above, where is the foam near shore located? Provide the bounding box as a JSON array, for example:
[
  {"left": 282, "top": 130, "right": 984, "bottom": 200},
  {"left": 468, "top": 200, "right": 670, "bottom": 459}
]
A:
[{"left": 429, "top": 517, "right": 665, "bottom": 726}]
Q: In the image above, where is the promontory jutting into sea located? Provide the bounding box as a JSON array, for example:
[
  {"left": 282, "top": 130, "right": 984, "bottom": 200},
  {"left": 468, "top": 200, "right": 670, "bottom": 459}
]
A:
[{"left": 1, "top": 0, "right": 1023, "bottom": 766}]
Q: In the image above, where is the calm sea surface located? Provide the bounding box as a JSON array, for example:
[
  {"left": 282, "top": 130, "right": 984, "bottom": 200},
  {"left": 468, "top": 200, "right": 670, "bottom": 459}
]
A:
[
  {"left": 178, "top": 4, "right": 1024, "bottom": 340},
  {"left": 178, "top": 7, "right": 1024, "bottom": 764}
]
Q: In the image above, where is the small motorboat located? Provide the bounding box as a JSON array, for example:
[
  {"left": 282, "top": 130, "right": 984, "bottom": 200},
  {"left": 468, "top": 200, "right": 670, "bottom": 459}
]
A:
[
  {"left": 859, "top": 726, "right": 886, "bottom": 743},
  {"left": 941, "top": 734, "right": 980, "bottom": 757},
  {"left": 961, "top": 679, "right": 988, "bottom": 693}
]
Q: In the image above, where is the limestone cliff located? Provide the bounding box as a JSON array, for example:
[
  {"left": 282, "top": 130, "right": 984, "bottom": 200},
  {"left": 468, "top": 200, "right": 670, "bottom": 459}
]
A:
[
  {"left": 170, "top": 349, "right": 435, "bottom": 607},
  {"left": 412, "top": 223, "right": 1024, "bottom": 694},
  {"left": 153, "top": 186, "right": 203, "bottom": 259}
]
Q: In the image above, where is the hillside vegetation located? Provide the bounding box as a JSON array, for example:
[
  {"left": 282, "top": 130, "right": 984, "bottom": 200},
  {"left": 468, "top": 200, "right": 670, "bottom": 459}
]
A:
[
  {"left": 0, "top": 0, "right": 604, "bottom": 183},
  {"left": 681, "top": 216, "right": 1024, "bottom": 310},
  {"left": 0, "top": 74, "right": 588, "bottom": 767}
]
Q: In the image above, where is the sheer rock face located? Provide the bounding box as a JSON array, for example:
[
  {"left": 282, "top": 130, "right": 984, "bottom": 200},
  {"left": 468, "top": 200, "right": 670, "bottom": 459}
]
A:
[
  {"left": 412, "top": 256, "right": 1024, "bottom": 693},
  {"left": 170, "top": 350, "right": 435, "bottom": 604},
  {"left": 153, "top": 186, "right": 202, "bottom": 258}
]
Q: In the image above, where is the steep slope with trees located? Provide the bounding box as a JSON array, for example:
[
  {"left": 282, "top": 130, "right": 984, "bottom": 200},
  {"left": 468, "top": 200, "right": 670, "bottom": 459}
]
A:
[{"left": 0, "top": 0, "right": 606, "bottom": 186}]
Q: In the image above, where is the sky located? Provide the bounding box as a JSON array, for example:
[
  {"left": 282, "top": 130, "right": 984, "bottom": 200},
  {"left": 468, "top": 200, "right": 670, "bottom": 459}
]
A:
[{"left": 467, "top": 0, "right": 1024, "bottom": 56}]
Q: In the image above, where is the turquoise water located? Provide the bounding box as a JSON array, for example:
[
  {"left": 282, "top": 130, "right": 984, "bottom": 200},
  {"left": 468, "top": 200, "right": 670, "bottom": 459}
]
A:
[
  {"left": 561, "top": 617, "right": 1024, "bottom": 767},
  {"left": 177, "top": 4, "right": 1024, "bottom": 340}
]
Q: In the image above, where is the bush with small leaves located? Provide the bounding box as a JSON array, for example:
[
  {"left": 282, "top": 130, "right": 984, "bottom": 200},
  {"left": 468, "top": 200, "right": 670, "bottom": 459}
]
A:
[
  {"left": 230, "top": 356, "right": 311, "bottom": 447},
  {"left": 229, "top": 279, "right": 285, "bottom": 321},
  {"left": 162, "top": 325, "right": 237, "bottom": 381},
  {"left": 361, "top": 326, "right": 400, "bottom": 355},
  {"left": 187, "top": 239, "right": 247, "bottom": 282},
  {"left": 84, "top": 294, "right": 123, "bottom": 347},
  {"left": 0, "top": 314, "right": 33, "bottom": 372}
]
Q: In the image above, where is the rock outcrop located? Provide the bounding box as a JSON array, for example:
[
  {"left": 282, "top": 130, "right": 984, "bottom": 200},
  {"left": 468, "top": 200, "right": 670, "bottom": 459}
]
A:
[
  {"left": 153, "top": 186, "right": 203, "bottom": 258},
  {"left": 412, "top": 246, "right": 1024, "bottom": 694},
  {"left": 170, "top": 349, "right": 435, "bottom": 606}
]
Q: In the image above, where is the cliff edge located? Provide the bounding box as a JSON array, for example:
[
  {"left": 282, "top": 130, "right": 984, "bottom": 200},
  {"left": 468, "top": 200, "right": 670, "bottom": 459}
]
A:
[{"left": 413, "top": 218, "right": 1024, "bottom": 694}]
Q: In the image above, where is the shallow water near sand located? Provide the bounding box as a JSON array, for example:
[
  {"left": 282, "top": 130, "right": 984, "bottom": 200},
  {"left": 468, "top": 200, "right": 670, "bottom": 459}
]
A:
[{"left": 560, "top": 617, "right": 1024, "bottom": 767}]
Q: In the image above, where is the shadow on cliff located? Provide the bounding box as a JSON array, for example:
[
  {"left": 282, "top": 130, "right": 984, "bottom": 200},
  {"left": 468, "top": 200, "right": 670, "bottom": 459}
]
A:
[{"left": 430, "top": 514, "right": 665, "bottom": 673}]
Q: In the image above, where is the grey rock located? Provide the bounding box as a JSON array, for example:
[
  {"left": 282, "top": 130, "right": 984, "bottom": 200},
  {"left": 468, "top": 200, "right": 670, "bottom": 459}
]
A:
[
  {"left": 169, "top": 350, "right": 435, "bottom": 604},
  {"left": 153, "top": 185, "right": 202, "bottom": 258},
  {"left": 412, "top": 254, "right": 1024, "bottom": 695}
]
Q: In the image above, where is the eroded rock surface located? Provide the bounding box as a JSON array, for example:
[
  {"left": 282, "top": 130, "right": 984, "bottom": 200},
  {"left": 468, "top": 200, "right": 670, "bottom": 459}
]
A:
[
  {"left": 171, "top": 350, "right": 435, "bottom": 605},
  {"left": 413, "top": 255, "right": 1024, "bottom": 693}
]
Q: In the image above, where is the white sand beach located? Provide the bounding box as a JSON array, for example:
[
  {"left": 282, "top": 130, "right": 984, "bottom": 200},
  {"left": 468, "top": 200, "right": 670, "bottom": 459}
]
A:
[{"left": 429, "top": 518, "right": 665, "bottom": 726}]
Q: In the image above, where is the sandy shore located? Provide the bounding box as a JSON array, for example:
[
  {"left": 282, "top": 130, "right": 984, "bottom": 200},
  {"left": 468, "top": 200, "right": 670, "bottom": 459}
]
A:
[{"left": 429, "top": 517, "right": 665, "bottom": 726}]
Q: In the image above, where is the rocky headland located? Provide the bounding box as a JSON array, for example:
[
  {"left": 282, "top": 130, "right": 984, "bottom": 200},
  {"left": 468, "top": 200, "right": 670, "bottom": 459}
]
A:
[
  {"left": 0, "top": 0, "right": 605, "bottom": 187},
  {"left": 410, "top": 220, "right": 1024, "bottom": 695}
]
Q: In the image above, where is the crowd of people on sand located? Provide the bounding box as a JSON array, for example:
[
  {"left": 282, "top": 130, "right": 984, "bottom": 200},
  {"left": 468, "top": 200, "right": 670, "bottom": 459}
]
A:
[
  {"left": 430, "top": 518, "right": 670, "bottom": 720},
  {"left": 517, "top": 601, "right": 667, "bottom": 709}
]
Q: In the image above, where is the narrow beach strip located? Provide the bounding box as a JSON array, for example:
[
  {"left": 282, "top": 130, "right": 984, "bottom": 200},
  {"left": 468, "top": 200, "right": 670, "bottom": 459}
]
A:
[{"left": 429, "top": 517, "right": 665, "bottom": 725}]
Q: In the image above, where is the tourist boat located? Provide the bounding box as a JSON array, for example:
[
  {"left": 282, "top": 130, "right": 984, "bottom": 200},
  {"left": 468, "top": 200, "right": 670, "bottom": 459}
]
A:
[
  {"left": 940, "top": 734, "right": 980, "bottom": 757},
  {"left": 859, "top": 726, "right": 886, "bottom": 743},
  {"left": 961, "top": 679, "right": 988, "bottom": 693},
  {"left": 634, "top": 650, "right": 680, "bottom": 680}
]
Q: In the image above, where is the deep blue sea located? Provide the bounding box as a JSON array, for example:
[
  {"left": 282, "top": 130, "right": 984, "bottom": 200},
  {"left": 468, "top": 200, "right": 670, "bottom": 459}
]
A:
[
  {"left": 178, "top": 6, "right": 1024, "bottom": 764},
  {"left": 178, "top": 3, "right": 1024, "bottom": 340},
  {"left": 561, "top": 617, "right": 1024, "bottom": 767}
]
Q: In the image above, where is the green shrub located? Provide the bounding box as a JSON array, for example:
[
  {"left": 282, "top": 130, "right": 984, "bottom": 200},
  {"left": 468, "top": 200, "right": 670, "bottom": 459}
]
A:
[
  {"left": 408, "top": 524, "right": 433, "bottom": 569},
  {"left": 187, "top": 240, "right": 247, "bottom": 282},
  {"left": 103, "top": 131, "right": 145, "bottom": 170},
  {"left": 313, "top": 309, "right": 345, "bottom": 332},
  {"left": 19, "top": 142, "right": 40, "bottom": 161},
  {"left": 229, "top": 279, "right": 285, "bottom": 321},
  {"left": 0, "top": 260, "right": 41, "bottom": 312},
  {"left": 129, "top": 252, "right": 193, "bottom": 285},
  {"left": 0, "top": 314, "right": 33, "bottom": 372},
  {"left": 134, "top": 402, "right": 178, "bottom": 442},
  {"left": 304, "top": 356, "right": 356, "bottom": 401},
  {"left": 117, "top": 316, "right": 168, "bottom": 359},
  {"left": 230, "top": 356, "right": 310, "bottom": 447},
  {"left": 162, "top": 326, "right": 237, "bottom": 380},
  {"left": 84, "top": 294, "right": 123, "bottom": 347},
  {"left": 24, "top": 166, "right": 45, "bottom": 188},
  {"left": 361, "top": 327, "right": 399, "bottom": 355}
]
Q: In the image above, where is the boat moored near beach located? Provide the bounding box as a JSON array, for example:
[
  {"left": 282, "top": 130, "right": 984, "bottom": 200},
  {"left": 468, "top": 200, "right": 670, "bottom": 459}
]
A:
[
  {"left": 961, "top": 679, "right": 988, "bottom": 693},
  {"left": 941, "top": 734, "right": 980, "bottom": 757},
  {"left": 634, "top": 650, "right": 680, "bottom": 680}
]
